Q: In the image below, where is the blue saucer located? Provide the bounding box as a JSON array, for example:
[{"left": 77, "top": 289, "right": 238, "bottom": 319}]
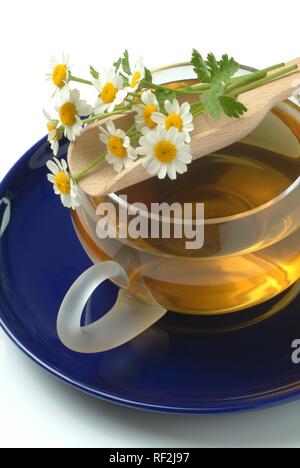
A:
[{"left": 1, "top": 137, "right": 300, "bottom": 414}]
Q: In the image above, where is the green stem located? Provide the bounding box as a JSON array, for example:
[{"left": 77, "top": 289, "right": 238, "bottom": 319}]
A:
[
  {"left": 225, "top": 62, "right": 286, "bottom": 93},
  {"left": 73, "top": 154, "right": 106, "bottom": 181},
  {"left": 231, "top": 65, "right": 298, "bottom": 97},
  {"left": 226, "top": 70, "right": 267, "bottom": 93},
  {"left": 82, "top": 106, "right": 130, "bottom": 125},
  {"left": 70, "top": 75, "right": 93, "bottom": 86},
  {"left": 143, "top": 81, "right": 183, "bottom": 95}
]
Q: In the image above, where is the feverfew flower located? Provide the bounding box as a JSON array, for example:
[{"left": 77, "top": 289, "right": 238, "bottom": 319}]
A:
[
  {"left": 43, "top": 109, "right": 63, "bottom": 156},
  {"left": 99, "top": 120, "right": 137, "bottom": 173},
  {"left": 137, "top": 127, "right": 192, "bottom": 180},
  {"left": 126, "top": 58, "right": 145, "bottom": 92},
  {"left": 93, "top": 69, "right": 127, "bottom": 114},
  {"left": 46, "top": 54, "right": 71, "bottom": 99},
  {"left": 57, "top": 89, "right": 92, "bottom": 142},
  {"left": 152, "top": 99, "right": 194, "bottom": 143},
  {"left": 47, "top": 158, "right": 81, "bottom": 209},
  {"left": 133, "top": 91, "right": 159, "bottom": 134}
]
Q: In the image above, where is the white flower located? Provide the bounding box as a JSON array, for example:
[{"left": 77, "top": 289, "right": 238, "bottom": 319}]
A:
[
  {"left": 43, "top": 109, "right": 63, "bottom": 156},
  {"left": 93, "top": 69, "right": 127, "bottom": 114},
  {"left": 136, "top": 127, "right": 192, "bottom": 180},
  {"left": 133, "top": 91, "right": 159, "bottom": 134},
  {"left": 56, "top": 89, "right": 92, "bottom": 142},
  {"left": 47, "top": 158, "right": 81, "bottom": 209},
  {"left": 152, "top": 99, "right": 194, "bottom": 143},
  {"left": 99, "top": 120, "right": 137, "bottom": 173},
  {"left": 46, "top": 54, "right": 71, "bottom": 99},
  {"left": 125, "top": 58, "right": 145, "bottom": 92}
]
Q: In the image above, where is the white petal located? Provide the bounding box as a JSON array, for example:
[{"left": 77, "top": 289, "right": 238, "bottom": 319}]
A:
[
  {"left": 46, "top": 160, "right": 59, "bottom": 175},
  {"left": 114, "top": 74, "right": 124, "bottom": 89},
  {"left": 51, "top": 141, "right": 59, "bottom": 156},
  {"left": 136, "top": 146, "right": 153, "bottom": 156},
  {"left": 106, "top": 154, "right": 115, "bottom": 164},
  {"left": 174, "top": 132, "right": 187, "bottom": 145},
  {"left": 94, "top": 100, "right": 107, "bottom": 114},
  {"left": 158, "top": 165, "right": 167, "bottom": 179},
  {"left": 184, "top": 132, "right": 191, "bottom": 143},
  {"left": 60, "top": 85, "right": 70, "bottom": 100},
  {"left": 180, "top": 102, "right": 190, "bottom": 115},
  {"left": 77, "top": 100, "right": 92, "bottom": 116},
  {"left": 61, "top": 194, "right": 72, "bottom": 208},
  {"left": 167, "top": 163, "right": 177, "bottom": 180},
  {"left": 142, "top": 155, "right": 154, "bottom": 168},
  {"left": 147, "top": 159, "right": 161, "bottom": 176},
  {"left": 123, "top": 157, "right": 135, "bottom": 169},
  {"left": 182, "top": 114, "right": 193, "bottom": 124},
  {"left": 174, "top": 160, "right": 188, "bottom": 174},
  {"left": 47, "top": 174, "right": 55, "bottom": 183},
  {"left": 43, "top": 109, "right": 52, "bottom": 123},
  {"left": 128, "top": 147, "right": 138, "bottom": 160},
  {"left": 106, "top": 120, "right": 116, "bottom": 134},
  {"left": 113, "top": 159, "right": 124, "bottom": 173},
  {"left": 177, "top": 151, "right": 192, "bottom": 163},
  {"left": 107, "top": 102, "right": 116, "bottom": 113},
  {"left": 92, "top": 79, "right": 102, "bottom": 91},
  {"left": 100, "top": 134, "right": 109, "bottom": 145},
  {"left": 70, "top": 89, "right": 80, "bottom": 103},
  {"left": 61, "top": 159, "right": 68, "bottom": 172},
  {"left": 65, "top": 126, "right": 75, "bottom": 141},
  {"left": 145, "top": 130, "right": 160, "bottom": 144},
  {"left": 166, "top": 126, "right": 179, "bottom": 141},
  {"left": 151, "top": 112, "right": 166, "bottom": 125}
]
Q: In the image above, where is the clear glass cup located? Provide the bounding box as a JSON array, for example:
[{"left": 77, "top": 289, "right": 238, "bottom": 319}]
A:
[{"left": 57, "top": 63, "right": 300, "bottom": 353}]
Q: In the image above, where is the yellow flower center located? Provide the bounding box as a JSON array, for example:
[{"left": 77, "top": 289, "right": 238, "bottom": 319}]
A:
[
  {"left": 101, "top": 82, "right": 118, "bottom": 104},
  {"left": 47, "top": 123, "right": 56, "bottom": 133},
  {"left": 108, "top": 136, "right": 127, "bottom": 158},
  {"left": 47, "top": 123, "right": 59, "bottom": 140},
  {"left": 52, "top": 64, "right": 67, "bottom": 88},
  {"left": 59, "top": 102, "right": 77, "bottom": 127},
  {"left": 55, "top": 172, "right": 71, "bottom": 195},
  {"left": 154, "top": 141, "right": 177, "bottom": 163},
  {"left": 165, "top": 113, "right": 183, "bottom": 131},
  {"left": 130, "top": 71, "right": 142, "bottom": 88},
  {"left": 144, "top": 104, "right": 157, "bottom": 129}
]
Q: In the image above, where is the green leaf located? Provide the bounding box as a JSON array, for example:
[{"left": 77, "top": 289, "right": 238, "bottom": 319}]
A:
[
  {"left": 144, "top": 67, "right": 153, "bottom": 83},
  {"left": 122, "top": 50, "right": 131, "bottom": 75},
  {"left": 191, "top": 49, "right": 211, "bottom": 83},
  {"left": 219, "top": 96, "right": 248, "bottom": 118},
  {"left": 89, "top": 65, "right": 99, "bottom": 80},
  {"left": 113, "top": 57, "right": 122, "bottom": 72},
  {"left": 206, "top": 53, "right": 219, "bottom": 78},
  {"left": 202, "top": 90, "right": 222, "bottom": 119},
  {"left": 217, "top": 54, "right": 240, "bottom": 84}
]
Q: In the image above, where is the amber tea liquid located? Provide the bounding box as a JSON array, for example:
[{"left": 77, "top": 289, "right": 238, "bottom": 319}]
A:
[{"left": 75, "top": 103, "right": 300, "bottom": 314}]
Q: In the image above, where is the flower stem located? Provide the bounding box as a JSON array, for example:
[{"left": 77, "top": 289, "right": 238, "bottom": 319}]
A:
[
  {"left": 70, "top": 75, "right": 93, "bottom": 86},
  {"left": 231, "top": 65, "right": 298, "bottom": 97},
  {"left": 73, "top": 153, "right": 106, "bottom": 181},
  {"left": 225, "top": 63, "right": 286, "bottom": 93},
  {"left": 143, "top": 81, "right": 183, "bottom": 95},
  {"left": 82, "top": 106, "right": 130, "bottom": 125}
]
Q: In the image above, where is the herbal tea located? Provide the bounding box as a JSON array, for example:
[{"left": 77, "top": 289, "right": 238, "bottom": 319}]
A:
[{"left": 75, "top": 103, "right": 300, "bottom": 314}]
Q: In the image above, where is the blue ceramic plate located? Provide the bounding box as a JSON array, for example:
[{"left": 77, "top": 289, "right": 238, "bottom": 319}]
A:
[{"left": 1, "top": 137, "right": 300, "bottom": 414}]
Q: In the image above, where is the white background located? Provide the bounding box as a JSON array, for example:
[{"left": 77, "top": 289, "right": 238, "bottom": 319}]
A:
[{"left": 1, "top": 0, "right": 300, "bottom": 449}]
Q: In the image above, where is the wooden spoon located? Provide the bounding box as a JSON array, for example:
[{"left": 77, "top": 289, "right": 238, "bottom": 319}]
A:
[{"left": 68, "top": 58, "right": 300, "bottom": 197}]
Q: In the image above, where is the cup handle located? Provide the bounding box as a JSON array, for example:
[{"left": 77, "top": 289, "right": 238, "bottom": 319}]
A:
[{"left": 57, "top": 261, "right": 167, "bottom": 353}]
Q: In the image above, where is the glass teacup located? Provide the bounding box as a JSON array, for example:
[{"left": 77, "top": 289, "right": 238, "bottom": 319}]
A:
[{"left": 57, "top": 64, "right": 300, "bottom": 353}]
